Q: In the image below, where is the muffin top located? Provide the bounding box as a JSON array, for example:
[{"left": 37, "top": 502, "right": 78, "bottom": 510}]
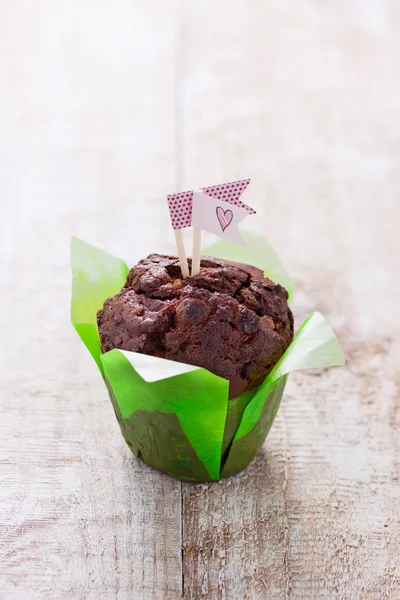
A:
[{"left": 97, "top": 254, "right": 294, "bottom": 399}]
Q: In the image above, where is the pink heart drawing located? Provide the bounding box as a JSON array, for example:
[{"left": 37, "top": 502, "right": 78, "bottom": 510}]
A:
[{"left": 216, "top": 206, "right": 233, "bottom": 232}]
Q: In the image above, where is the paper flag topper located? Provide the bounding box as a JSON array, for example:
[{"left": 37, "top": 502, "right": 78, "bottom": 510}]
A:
[
  {"left": 167, "top": 179, "right": 255, "bottom": 229},
  {"left": 167, "top": 178, "right": 256, "bottom": 277},
  {"left": 192, "top": 191, "right": 250, "bottom": 245}
]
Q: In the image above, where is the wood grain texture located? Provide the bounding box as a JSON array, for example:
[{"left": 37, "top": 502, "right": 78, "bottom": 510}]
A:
[
  {"left": 1, "top": 1, "right": 400, "bottom": 599},
  {"left": 180, "top": 1, "right": 400, "bottom": 599},
  {"left": 0, "top": 2, "right": 183, "bottom": 599}
]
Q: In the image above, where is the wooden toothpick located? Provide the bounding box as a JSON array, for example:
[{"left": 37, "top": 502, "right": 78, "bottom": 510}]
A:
[
  {"left": 174, "top": 229, "right": 190, "bottom": 279},
  {"left": 191, "top": 227, "right": 201, "bottom": 276}
]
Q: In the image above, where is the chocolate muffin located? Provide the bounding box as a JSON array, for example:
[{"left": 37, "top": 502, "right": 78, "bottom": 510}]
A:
[{"left": 97, "top": 254, "right": 294, "bottom": 399}]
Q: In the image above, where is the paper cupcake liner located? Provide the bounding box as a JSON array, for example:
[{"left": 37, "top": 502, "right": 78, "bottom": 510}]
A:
[{"left": 71, "top": 235, "right": 344, "bottom": 482}]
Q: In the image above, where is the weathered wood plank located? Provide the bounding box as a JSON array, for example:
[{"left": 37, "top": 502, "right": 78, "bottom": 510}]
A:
[
  {"left": 1, "top": 1, "right": 400, "bottom": 598},
  {"left": 181, "top": 1, "right": 400, "bottom": 598},
  {"left": 0, "top": 2, "right": 182, "bottom": 599}
]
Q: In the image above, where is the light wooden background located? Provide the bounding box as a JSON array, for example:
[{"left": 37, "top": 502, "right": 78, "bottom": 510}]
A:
[{"left": 1, "top": 2, "right": 399, "bottom": 599}]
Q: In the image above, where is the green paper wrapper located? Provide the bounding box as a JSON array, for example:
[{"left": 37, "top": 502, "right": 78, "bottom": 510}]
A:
[{"left": 71, "top": 236, "right": 345, "bottom": 482}]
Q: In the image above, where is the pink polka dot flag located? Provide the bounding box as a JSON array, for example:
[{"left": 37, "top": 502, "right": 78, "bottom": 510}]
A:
[{"left": 167, "top": 178, "right": 255, "bottom": 229}]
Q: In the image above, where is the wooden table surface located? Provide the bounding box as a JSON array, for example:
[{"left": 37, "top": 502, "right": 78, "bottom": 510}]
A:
[{"left": 1, "top": 2, "right": 399, "bottom": 598}]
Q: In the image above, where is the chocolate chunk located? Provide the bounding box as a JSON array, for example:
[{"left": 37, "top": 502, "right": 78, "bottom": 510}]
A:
[
  {"left": 238, "top": 305, "right": 260, "bottom": 334},
  {"left": 176, "top": 298, "right": 210, "bottom": 325}
]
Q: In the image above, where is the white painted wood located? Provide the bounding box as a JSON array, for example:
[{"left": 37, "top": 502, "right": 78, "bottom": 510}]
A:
[
  {"left": 1, "top": 1, "right": 399, "bottom": 599},
  {"left": 181, "top": 1, "right": 400, "bottom": 598},
  {"left": 0, "top": 2, "right": 182, "bottom": 599}
]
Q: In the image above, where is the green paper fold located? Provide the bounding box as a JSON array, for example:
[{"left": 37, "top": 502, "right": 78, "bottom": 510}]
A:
[
  {"left": 71, "top": 236, "right": 344, "bottom": 482},
  {"left": 119, "top": 350, "right": 202, "bottom": 382},
  {"left": 71, "top": 237, "right": 129, "bottom": 374},
  {"left": 221, "top": 311, "right": 345, "bottom": 469},
  {"left": 270, "top": 311, "right": 345, "bottom": 380},
  {"left": 101, "top": 349, "right": 228, "bottom": 480},
  {"left": 221, "top": 376, "right": 288, "bottom": 479}
]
